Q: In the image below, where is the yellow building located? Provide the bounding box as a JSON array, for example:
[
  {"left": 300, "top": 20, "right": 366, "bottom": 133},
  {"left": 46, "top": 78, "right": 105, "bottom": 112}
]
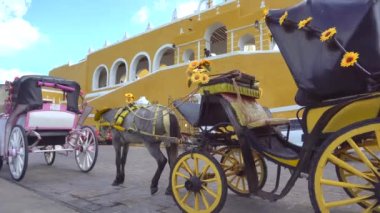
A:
[{"left": 48, "top": 0, "right": 301, "bottom": 130}]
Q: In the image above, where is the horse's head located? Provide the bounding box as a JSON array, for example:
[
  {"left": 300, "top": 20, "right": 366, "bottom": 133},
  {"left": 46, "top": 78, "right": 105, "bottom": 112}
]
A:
[{"left": 94, "top": 108, "right": 111, "bottom": 122}]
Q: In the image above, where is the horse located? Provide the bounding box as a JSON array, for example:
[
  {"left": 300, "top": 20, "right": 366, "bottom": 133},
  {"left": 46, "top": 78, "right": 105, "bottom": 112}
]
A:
[{"left": 95, "top": 104, "right": 180, "bottom": 195}]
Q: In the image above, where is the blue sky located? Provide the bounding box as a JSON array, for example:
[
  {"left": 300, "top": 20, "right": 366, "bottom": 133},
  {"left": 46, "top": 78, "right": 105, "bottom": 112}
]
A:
[{"left": 0, "top": 0, "right": 225, "bottom": 83}]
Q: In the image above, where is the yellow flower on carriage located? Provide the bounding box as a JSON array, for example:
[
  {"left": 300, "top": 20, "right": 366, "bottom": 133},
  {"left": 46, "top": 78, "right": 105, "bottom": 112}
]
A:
[
  {"left": 125, "top": 93, "right": 135, "bottom": 104},
  {"left": 191, "top": 72, "right": 202, "bottom": 83},
  {"left": 298, "top": 17, "right": 312, "bottom": 29},
  {"left": 340, "top": 52, "right": 359, "bottom": 67},
  {"left": 200, "top": 73, "right": 210, "bottom": 84},
  {"left": 187, "top": 61, "right": 199, "bottom": 71},
  {"left": 279, "top": 11, "right": 288, "bottom": 26},
  {"left": 262, "top": 7, "right": 269, "bottom": 18},
  {"left": 320, "top": 27, "right": 337, "bottom": 42}
]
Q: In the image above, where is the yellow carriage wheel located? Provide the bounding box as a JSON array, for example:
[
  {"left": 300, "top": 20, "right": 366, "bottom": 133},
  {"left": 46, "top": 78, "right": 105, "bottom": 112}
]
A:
[
  {"left": 220, "top": 148, "right": 267, "bottom": 196},
  {"left": 171, "top": 151, "right": 227, "bottom": 213},
  {"left": 309, "top": 119, "right": 380, "bottom": 212}
]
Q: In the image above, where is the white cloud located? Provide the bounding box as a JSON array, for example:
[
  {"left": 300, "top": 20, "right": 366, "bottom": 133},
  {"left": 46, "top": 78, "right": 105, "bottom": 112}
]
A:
[
  {"left": 0, "top": 68, "right": 37, "bottom": 83},
  {"left": 176, "top": 1, "right": 199, "bottom": 18},
  {"left": 0, "top": 0, "right": 40, "bottom": 56},
  {"left": 132, "top": 6, "right": 149, "bottom": 24}
]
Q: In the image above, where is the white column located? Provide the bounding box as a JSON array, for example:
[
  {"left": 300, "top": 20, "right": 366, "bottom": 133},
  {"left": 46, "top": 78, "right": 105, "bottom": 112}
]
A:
[
  {"left": 259, "top": 22, "right": 263, "bottom": 50},
  {"left": 197, "top": 40, "right": 201, "bottom": 60},
  {"left": 177, "top": 47, "right": 180, "bottom": 64},
  {"left": 230, "top": 31, "right": 234, "bottom": 53}
]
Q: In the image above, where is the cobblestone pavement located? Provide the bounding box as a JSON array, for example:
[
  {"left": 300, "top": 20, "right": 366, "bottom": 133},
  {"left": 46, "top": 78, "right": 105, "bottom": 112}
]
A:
[{"left": 0, "top": 145, "right": 359, "bottom": 213}]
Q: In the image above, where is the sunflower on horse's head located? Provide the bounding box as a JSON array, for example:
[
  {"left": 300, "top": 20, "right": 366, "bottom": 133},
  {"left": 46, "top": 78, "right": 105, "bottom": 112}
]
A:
[{"left": 186, "top": 59, "right": 211, "bottom": 87}]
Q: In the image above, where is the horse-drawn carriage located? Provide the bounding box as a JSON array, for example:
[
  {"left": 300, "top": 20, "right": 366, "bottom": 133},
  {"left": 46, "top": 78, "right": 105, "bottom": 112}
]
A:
[
  {"left": 0, "top": 75, "right": 98, "bottom": 181},
  {"left": 168, "top": 1, "right": 380, "bottom": 212}
]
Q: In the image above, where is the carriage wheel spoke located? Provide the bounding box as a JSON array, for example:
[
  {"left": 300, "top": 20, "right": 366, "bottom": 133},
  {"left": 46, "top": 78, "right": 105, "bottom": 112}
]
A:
[
  {"left": 346, "top": 138, "right": 380, "bottom": 177},
  {"left": 363, "top": 146, "right": 380, "bottom": 164},
  {"left": 202, "top": 178, "right": 218, "bottom": 183},
  {"left": 375, "top": 130, "right": 380, "bottom": 150},
  {"left": 235, "top": 176, "right": 241, "bottom": 189},
  {"left": 325, "top": 195, "right": 373, "bottom": 209},
  {"left": 194, "top": 157, "right": 199, "bottom": 176},
  {"left": 200, "top": 190, "right": 210, "bottom": 209},
  {"left": 181, "top": 161, "right": 194, "bottom": 176},
  {"left": 242, "top": 177, "right": 247, "bottom": 191},
  {"left": 175, "top": 184, "right": 185, "bottom": 189},
  {"left": 199, "top": 164, "right": 210, "bottom": 179},
  {"left": 320, "top": 178, "right": 373, "bottom": 190},
  {"left": 201, "top": 185, "right": 217, "bottom": 198},
  {"left": 194, "top": 192, "right": 200, "bottom": 211},
  {"left": 181, "top": 191, "right": 190, "bottom": 204},
  {"left": 328, "top": 155, "right": 376, "bottom": 182},
  {"left": 175, "top": 172, "right": 190, "bottom": 180},
  {"left": 363, "top": 201, "right": 378, "bottom": 213}
]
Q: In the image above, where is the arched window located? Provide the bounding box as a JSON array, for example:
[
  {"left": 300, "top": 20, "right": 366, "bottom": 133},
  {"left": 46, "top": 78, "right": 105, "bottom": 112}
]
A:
[
  {"left": 204, "top": 23, "right": 227, "bottom": 56},
  {"left": 130, "top": 52, "right": 151, "bottom": 80},
  {"left": 183, "top": 49, "right": 195, "bottom": 62},
  {"left": 239, "top": 34, "right": 256, "bottom": 51},
  {"left": 110, "top": 59, "right": 128, "bottom": 85},
  {"left": 153, "top": 44, "right": 175, "bottom": 71},
  {"left": 92, "top": 65, "right": 108, "bottom": 90}
]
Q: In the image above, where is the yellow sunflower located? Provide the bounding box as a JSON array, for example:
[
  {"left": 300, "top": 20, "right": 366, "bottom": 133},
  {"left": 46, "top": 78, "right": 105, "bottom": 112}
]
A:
[
  {"left": 125, "top": 93, "right": 135, "bottom": 104},
  {"left": 191, "top": 72, "right": 202, "bottom": 83},
  {"left": 320, "top": 27, "right": 337, "bottom": 42},
  {"left": 279, "top": 11, "right": 288, "bottom": 26},
  {"left": 298, "top": 17, "right": 312, "bottom": 29},
  {"left": 262, "top": 8, "right": 269, "bottom": 17},
  {"left": 200, "top": 73, "right": 210, "bottom": 84},
  {"left": 187, "top": 61, "right": 199, "bottom": 71},
  {"left": 340, "top": 52, "right": 359, "bottom": 67}
]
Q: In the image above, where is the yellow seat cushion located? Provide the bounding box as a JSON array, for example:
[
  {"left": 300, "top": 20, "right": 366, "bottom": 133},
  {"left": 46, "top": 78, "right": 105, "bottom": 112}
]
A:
[{"left": 247, "top": 118, "right": 289, "bottom": 129}]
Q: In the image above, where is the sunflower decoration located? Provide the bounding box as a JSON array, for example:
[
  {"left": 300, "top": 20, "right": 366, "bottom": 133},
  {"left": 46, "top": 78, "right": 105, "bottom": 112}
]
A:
[
  {"left": 279, "top": 11, "right": 288, "bottom": 26},
  {"left": 298, "top": 17, "right": 312, "bottom": 29},
  {"left": 320, "top": 27, "right": 337, "bottom": 42},
  {"left": 125, "top": 93, "right": 135, "bottom": 104},
  {"left": 340, "top": 52, "right": 359, "bottom": 68},
  {"left": 262, "top": 7, "right": 269, "bottom": 19},
  {"left": 186, "top": 59, "right": 211, "bottom": 87}
]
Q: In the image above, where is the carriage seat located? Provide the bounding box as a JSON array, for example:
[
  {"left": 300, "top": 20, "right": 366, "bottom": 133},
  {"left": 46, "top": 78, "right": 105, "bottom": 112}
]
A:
[
  {"left": 247, "top": 117, "right": 289, "bottom": 129},
  {"left": 173, "top": 100, "right": 200, "bottom": 126},
  {"left": 221, "top": 94, "right": 289, "bottom": 129}
]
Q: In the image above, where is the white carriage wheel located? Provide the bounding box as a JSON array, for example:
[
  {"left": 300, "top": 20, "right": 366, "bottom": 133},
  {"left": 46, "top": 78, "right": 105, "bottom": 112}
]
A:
[
  {"left": 8, "top": 125, "right": 28, "bottom": 181},
  {"left": 75, "top": 126, "right": 98, "bottom": 172},
  {"left": 44, "top": 145, "right": 55, "bottom": 166}
]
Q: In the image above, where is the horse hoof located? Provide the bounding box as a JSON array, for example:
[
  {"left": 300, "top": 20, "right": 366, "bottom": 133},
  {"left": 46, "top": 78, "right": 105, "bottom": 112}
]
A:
[
  {"left": 151, "top": 187, "right": 158, "bottom": 195},
  {"left": 165, "top": 188, "right": 172, "bottom": 196},
  {"left": 112, "top": 180, "right": 120, "bottom": 186}
]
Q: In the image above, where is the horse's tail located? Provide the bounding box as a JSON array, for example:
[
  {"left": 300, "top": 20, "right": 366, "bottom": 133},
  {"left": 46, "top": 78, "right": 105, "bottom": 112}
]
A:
[{"left": 169, "top": 113, "right": 181, "bottom": 138}]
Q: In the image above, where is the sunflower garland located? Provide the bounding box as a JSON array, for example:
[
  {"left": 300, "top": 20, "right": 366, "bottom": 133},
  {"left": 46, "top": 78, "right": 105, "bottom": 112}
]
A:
[
  {"left": 186, "top": 59, "right": 212, "bottom": 87},
  {"left": 279, "top": 11, "right": 288, "bottom": 26},
  {"left": 298, "top": 17, "right": 312, "bottom": 29},
  {"left": 320, "top": 27, "right": 337, "bottom": 42},
  {"left": 262, "top": 7, "right": 269, "bottom": 19},
  {"left": 340, "top": 52, "right": 359, "bottom": 67},
  {"left": 125, "top": 93, "right": 135, "bottom": 104}
]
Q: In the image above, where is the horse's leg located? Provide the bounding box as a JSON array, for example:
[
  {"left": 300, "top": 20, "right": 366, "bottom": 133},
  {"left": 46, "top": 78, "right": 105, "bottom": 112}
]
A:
[
  {"left": 120, "top": 142, "right": 130, "bottom": 184},
  {"left": 165, "top": 143, "right": 178, "bottom": 195},
  {"left": 145, "top": 142, "right": 167, "bottom": 195},
  {"left": 112, "top": 138, "right": 122, "bottom": 186}
]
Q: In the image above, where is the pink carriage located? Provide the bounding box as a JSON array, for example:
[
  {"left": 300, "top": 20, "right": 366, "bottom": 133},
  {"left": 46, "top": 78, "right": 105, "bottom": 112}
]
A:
[{"left": 0, "top": 75, "right": 98, "bottom": 181}]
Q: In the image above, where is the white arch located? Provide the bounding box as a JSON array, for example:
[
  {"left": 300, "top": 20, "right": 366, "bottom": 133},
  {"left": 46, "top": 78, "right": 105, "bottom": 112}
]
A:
[
  {"left": 110, "top": 58, "right": 128, "bottom": 85},
  {"left": 92, "top": 64, "right": 109, "bottom": 90},
  {"left": 204, "top": 22, "right": 225, "bottom": 50},
  {"left": 238, "top": 34, "right": 256, "bottom": 51},
  {"left": 183, "top": 49, "right": 195, "bottom": 62},
  {"left": 129, "top": 51, "right": 151, "bottom": 81},
  {"left": 153, "top": 44, "right": 175, "bottom": 72}
]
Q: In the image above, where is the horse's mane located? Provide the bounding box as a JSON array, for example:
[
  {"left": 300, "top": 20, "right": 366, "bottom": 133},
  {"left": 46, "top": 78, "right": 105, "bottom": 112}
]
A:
[{"left": 94, "top": 108, "right": 111, "bottom": 121}]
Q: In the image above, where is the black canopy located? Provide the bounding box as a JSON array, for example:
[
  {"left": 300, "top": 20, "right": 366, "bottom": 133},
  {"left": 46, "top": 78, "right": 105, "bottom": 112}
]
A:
[
  {"left": 266, "top": 0, "right": 380, "bottom": 105},
  {"left": 11, "top": 75, "right": 81, "bottom": 112}
]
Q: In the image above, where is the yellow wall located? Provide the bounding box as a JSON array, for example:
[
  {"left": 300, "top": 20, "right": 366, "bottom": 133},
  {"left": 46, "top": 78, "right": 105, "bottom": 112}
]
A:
[{"left": 48, "top": 0, "right": 301, "bottom": 127}]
